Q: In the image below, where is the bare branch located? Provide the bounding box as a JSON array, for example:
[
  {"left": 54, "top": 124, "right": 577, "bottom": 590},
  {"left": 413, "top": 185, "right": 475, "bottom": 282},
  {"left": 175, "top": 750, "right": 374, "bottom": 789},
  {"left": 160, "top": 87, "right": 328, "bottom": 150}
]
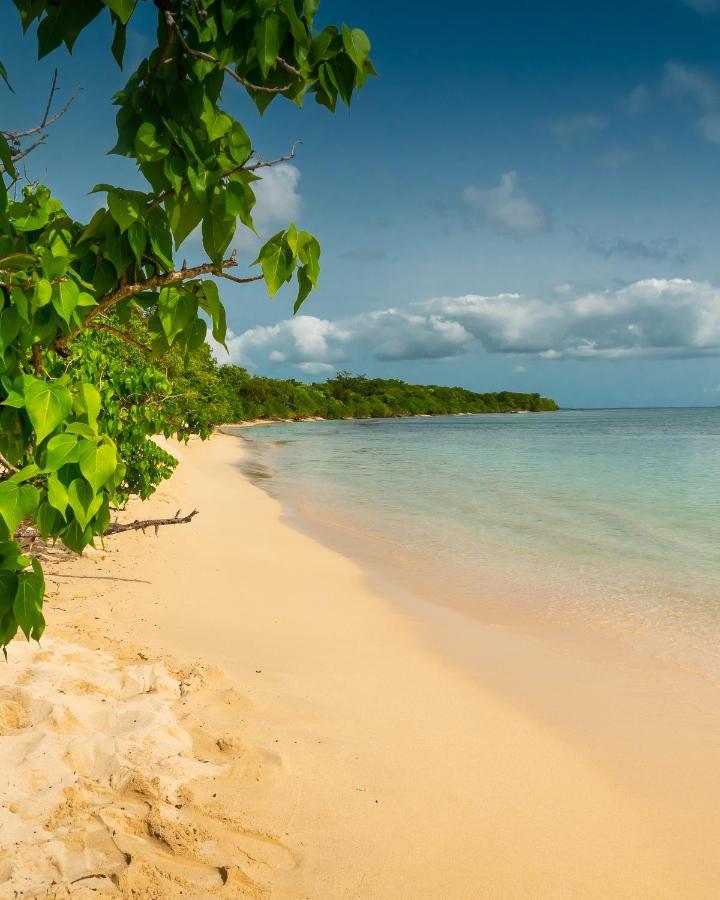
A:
[
  {"left": 1, "top": 71, "right": 82, "bottom": 178},
  {"left": 104, "top": 508, "right": 199, "bottom": 535},
  {"left": 244, "top": 139, "right": 303, "bottom": 172},
  {"left": 217, "top": 271, "right": 265, "bottom": 285},
  {"left": 3, "top": 83, "right": 82, "bottom": 142}
]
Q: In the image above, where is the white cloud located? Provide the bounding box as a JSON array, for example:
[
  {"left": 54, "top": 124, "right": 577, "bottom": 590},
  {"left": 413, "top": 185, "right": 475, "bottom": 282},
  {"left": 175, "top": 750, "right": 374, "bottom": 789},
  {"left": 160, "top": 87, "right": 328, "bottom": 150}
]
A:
[
  {"left": 250, "top": 164, "right": 301, "bottom": 231},
  {"left": 662, "top": 62, "right": 720, "bottom": 142},
  {"left": 216, "top": 278, "right": 720, "bottom": 372},
  {"left": 463, "top": 172, "right": 547, "bottom": 236},
  {"left": 513, "top": 365, "right": 527, "bottom": 373},
  {"left": 551, "top": 114, "right": 607, "bottom": 140}
]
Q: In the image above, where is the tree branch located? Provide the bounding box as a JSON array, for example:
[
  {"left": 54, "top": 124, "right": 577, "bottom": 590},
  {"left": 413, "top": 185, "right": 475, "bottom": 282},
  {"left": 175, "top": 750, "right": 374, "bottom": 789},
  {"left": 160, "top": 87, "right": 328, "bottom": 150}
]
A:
[
  {"left": 104, "top": 508, "right": 199, "bottom": 535},
  {"left": 52, "top": 253, "right": 263, "bottom": 351}
]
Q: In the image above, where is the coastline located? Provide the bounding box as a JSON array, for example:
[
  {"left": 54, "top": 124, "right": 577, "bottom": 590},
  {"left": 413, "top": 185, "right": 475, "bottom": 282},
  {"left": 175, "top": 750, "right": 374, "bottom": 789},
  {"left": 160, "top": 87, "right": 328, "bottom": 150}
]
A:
[{"left": 3, "top": 432, "right": 719, "bottom": 897}]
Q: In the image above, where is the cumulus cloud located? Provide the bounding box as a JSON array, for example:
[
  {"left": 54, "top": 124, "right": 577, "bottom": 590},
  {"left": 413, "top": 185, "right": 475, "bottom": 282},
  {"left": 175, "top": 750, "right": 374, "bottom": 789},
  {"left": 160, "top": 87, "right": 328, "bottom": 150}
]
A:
[
  {"left": 662, "top": 61, "right": 720, "bottom": 142},
  {"left": 586, "top": 235, "right": 696, "bottom": 264},
  {"left": 551, "top": 114, "right": 607, "bottom": 140},
  {"left": 216, "top": 278, "right": 720, "bottom": 371},
  {"left": 463, "top": 172, "right": 548, "bottom": 236}
]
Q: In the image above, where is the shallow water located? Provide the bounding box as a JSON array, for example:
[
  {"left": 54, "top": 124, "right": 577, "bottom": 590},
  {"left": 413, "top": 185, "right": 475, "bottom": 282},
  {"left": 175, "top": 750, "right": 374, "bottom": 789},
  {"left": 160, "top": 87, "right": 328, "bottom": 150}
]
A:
[{"left": 229, "top": 409, "right": 720, "bottom": 679}]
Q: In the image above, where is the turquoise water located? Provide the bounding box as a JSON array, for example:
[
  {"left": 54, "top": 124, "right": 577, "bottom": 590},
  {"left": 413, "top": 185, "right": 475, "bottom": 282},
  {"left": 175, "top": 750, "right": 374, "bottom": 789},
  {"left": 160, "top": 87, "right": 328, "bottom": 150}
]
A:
[{"left": 235, "top": 409, "right": 720, "bottom": 674}]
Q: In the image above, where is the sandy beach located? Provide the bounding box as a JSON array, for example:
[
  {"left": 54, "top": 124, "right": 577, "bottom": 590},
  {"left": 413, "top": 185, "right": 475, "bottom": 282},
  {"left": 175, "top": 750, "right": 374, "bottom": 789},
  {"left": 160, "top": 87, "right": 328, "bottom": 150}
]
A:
[{"left": 2, "top": 431, "right": 719, "bottom": 898}]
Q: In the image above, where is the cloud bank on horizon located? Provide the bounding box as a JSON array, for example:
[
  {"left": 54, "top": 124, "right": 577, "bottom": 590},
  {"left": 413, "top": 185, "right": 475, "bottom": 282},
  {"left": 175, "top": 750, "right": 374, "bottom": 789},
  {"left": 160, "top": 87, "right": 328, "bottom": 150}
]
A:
[{"left": 214, "top": 278, "right": 720, "bottom": 373}]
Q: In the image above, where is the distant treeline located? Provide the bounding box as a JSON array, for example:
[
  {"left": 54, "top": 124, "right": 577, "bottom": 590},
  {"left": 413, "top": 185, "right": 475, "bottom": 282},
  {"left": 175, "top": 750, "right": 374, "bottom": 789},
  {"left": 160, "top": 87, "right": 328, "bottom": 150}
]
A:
[{"left": 172, "top": 349, "right": 559, "bottom": 425}]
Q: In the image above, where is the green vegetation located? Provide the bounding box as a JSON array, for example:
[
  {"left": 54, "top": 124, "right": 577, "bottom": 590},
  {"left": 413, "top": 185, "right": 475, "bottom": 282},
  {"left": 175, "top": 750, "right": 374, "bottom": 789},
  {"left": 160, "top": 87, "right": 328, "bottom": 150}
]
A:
[
  {"left": 174, "top": 356, "right": 559, "bottom": 421},
  {"left": 0, "top": 0, "right": 373, "bottom": 651}
]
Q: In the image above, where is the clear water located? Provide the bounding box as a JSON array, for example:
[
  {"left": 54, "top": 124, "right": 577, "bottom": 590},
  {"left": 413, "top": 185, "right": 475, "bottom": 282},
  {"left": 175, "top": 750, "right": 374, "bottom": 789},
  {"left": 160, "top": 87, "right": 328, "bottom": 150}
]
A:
[{"left": 231, "top": 409, "right": 720, "bottom": 676}]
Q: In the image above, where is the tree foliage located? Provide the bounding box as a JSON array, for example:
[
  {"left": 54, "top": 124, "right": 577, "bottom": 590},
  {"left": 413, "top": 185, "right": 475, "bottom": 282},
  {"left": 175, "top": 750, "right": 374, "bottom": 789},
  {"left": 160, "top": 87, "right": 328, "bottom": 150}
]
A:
[{"left": 0, "top": 0, "right": 373, "bottom": 651}]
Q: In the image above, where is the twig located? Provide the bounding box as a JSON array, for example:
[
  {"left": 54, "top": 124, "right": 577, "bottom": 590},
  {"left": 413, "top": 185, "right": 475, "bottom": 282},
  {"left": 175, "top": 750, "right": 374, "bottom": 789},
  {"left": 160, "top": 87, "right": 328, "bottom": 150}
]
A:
[
  {"left": 217, "top": 271, "right": 265, "bottom": 285},
  {"left": 41, "top": 69, "right": 60, "bottom": 129},
  {"left": 104, "top": 508, "right": 199, "bottom": 535},
  {"left": 244, "top": 139, "right": 303, "bottom": 172}
]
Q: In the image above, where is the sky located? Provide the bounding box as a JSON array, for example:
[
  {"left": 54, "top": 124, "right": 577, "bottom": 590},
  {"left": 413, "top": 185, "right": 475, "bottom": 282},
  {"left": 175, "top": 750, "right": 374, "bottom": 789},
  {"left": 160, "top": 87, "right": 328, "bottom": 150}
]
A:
[{"left": 3, "top": 0, "right": 720, "bottom": 406}]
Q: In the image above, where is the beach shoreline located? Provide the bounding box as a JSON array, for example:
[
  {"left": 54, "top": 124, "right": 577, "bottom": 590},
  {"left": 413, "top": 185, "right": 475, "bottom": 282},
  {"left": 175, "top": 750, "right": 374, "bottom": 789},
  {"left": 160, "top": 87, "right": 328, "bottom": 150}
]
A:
[{"left": 2, "top": 432, "right": 719, "bottom": 898}]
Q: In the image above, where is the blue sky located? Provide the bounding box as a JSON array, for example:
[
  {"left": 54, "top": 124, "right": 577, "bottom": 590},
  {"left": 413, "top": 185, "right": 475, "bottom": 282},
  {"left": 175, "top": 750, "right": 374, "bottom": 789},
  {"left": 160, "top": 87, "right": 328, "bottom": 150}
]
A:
[{"left": 3, "top": 0, "right": 720, "bottom": 406}]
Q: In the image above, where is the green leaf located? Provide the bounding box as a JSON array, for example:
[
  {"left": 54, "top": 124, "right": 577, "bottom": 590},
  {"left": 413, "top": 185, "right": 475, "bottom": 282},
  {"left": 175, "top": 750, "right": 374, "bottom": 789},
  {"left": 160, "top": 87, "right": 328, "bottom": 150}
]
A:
[
  {"left": 148, "top": 208, "right": 174, "bottom": 269},
  {"left": 68, "top": 478, "right": 103, "bottom": 530},
  {"left": 342, "top": 25, "right": 371, "bottom": 72},
  {"left": 51, "top": 280, "right": 80, "bottom": 324},
  {"left": 13, "top": 561, "right": 45, "bottom": 641},
  {"left": 201, "top": 193, "right": 235, "bottom": 267},
  {"left": 36, "top": 501, "right": 61, "bottom": 540},
  {"left": 60, "top": 519, "right": 93, "bottom": 554},
  {"left": 167, "top": 193, "right": 204, "bottom": 247},
  {"left": 157, "top": 288, "right": 198, "bottom": 345},
  {"left": 294, "top": 266, "right": 312, "bottom": 313},
  {"left": 74, "top": 383, "right": 102, "bottom": 430},
  {"left": 0, "top": 135, "right": 16, "bottom": 180},
  {"left": 102, "top": 0, "right": 137, "bottom": 25},
  {"left": 0, "top": 482, "right": 39, "bottom": 535},
  {"left": 47, "top": 472, "right": 69, "bottom": 517},
  {"left": 127, "top": 220, "right": 146, "bottom": 264},
  {"left": 255, "top": 14, "right": 282, "bottom": 79},
  {"left": 108, "top": 189, "right": 143, "bottom": 232},
  {"left": 135, "top": 123, "right": 169, "bottom": 163},
  {"left": 111, "top": 16, "right": 127, "bottom": 66},
  {"left": 8, "top": 464, "right": 40, "bottom": 485},
  {"left": 0, "top": 60, "right": 13, "bottom": 93},
  {"left": 253, "top": 232, "right": 294, "bottom": 296},
  {"left": 44, "top": 434, "right": 81, "bottom": 471},
  {"left": 78, "top": 441, "right": 117, "bottom": 493},
  {"left": 304, "top": 0, "right": 320, "bottom": 25},
  {"left": 226, "top": 179, "right": 256, "bottom": 231},
  {"left": 197, "top": 280, "right": 227, "bottom": 346},
  {"left": 24, "top": 378, "right": 72, "bottom": 444}
]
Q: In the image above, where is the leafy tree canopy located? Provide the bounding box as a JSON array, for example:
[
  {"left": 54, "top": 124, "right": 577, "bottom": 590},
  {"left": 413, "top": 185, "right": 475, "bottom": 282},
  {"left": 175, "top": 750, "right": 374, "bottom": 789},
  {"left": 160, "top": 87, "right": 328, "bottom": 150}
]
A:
[{"left": 0, "top": 0, "right": 374, "bottom": 652}]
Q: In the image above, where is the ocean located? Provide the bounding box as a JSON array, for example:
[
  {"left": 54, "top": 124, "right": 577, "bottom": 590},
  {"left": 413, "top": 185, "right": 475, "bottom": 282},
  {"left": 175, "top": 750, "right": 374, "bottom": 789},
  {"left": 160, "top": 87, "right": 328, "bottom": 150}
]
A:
[{"left": 231, "top": 408, "right": 720, "bottom": 679}]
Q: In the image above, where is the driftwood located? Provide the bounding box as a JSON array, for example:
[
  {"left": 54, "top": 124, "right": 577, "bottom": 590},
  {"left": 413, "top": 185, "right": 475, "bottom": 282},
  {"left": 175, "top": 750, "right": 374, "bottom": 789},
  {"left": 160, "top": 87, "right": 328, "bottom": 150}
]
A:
[{"left": 104, "top": 509, "right": 199, "bottom": 536}]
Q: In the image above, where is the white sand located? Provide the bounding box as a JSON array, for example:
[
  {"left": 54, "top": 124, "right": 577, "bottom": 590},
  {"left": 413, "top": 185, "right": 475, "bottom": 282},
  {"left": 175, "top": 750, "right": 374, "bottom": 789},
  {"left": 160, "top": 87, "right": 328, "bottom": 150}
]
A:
[{"left": 2, "top": 432, "right": 718, "bottom": 898}]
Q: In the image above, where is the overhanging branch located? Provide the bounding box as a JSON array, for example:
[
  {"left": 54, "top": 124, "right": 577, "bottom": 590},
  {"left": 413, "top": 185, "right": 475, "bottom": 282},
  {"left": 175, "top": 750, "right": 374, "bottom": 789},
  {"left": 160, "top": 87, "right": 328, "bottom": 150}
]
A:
[{"left": 53, "top": 252, "right": 263, "bottom": 351}]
